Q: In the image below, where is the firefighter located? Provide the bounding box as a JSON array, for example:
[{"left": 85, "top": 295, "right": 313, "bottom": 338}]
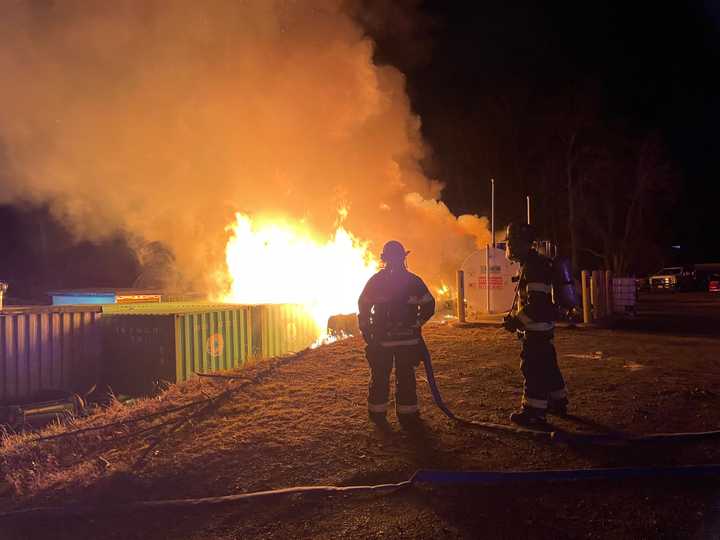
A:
[
  {"left": 358, "top": 241, "right": 435, "bottom": 429},
  {"left": 502, "top": 222, "right": 569, "bottom": 427}
]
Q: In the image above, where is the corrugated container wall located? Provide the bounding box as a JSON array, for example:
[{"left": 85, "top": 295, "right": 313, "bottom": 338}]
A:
[
  {"left": 257, "top": 304, "right": 320, "bottom": 358},
  {"left": 101, "top": 303, "right": 319, "bottom": 396},
  {"left": 0, "top": 306, "right": 102, "bottom": 403}
]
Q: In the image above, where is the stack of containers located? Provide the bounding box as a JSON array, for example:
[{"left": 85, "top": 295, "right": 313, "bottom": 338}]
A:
[{"left": 101, "top": 302, "right": 319, "bottom": 395}]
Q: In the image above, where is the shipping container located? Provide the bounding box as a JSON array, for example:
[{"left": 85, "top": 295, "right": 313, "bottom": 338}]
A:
[
  {"left": 101, "top": 302, "right": 319, "bottom": 396},
  {"left": 49, "top": 288, "right": 206, "bottom": 306},
  {"left": 0, "top": 306, "right": 102, "bottom": 403},
  {"left": 255, "top": 304, "right": 320, "bottom": 358}
]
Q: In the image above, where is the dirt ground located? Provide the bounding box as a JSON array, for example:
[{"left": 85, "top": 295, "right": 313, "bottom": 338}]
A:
[{"left": 2, "top": 292, "right": 720, "bottom": 539}]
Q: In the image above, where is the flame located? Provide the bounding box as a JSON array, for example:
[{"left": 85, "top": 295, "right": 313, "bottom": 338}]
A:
[
  {"left": 222, "top": 212, "right": 379, "bottom": 340},
  {"left": 436, "top": 282, "right": 450, "bottom": 297}
]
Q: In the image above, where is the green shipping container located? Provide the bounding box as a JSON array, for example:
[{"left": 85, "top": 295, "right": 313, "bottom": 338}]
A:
[
  {"left": 101, "top": 302, "right": 319, "bottom": 396},
  {"left": 257, "top": 304, "right": 320, "bottom": 358}
]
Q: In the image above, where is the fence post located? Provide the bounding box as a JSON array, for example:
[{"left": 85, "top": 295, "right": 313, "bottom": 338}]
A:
[
  {"left": 605, "top": 271, "right": 613, "bottom": 316},
  {"left": 591, "top": 270, "right": 600, "bottom": 320},
  {"left": 593, "top": 270, "right": 605, "bottom": 319},
  {"left": 456, "top": 270, "right": 466, "bottom": 323},
  {"left": 581, "top": 270, "right": 591, "bottom": 323}
]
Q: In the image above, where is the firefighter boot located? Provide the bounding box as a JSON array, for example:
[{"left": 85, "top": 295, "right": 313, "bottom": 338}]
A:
[
  {"left": 398, "top": 412, "right": 425, "bottom": 434},
  {"left": 547, "top": 397, "right": 569, "bottom": 416},
  {"left": 510, "top": 406, "right": 548, "bottom": 427},
  {"left": 369, "top": 411, "right": 392, "bottom": 432}
]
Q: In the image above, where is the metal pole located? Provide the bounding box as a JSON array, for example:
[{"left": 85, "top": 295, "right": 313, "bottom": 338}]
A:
[
  {"left": 486, "top": 244, "right": 491, "bottom": 314},
  {"left": 491, "top": 178, "right": 496, "bottom": 248},
  {"left": 456, "top": 270, "right": 466, "bottom": 323},
  {"left": 526, "top": 195, "right": 531, "bottom": 225},
  {"left": 581, "top": 271, "right": 591, "bottom": 323}
]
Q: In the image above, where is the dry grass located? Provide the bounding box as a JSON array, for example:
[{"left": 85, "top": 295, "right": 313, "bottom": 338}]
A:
[
  {"left": 0, "top": 353, "right": 295, "bottom": 499},
  {"left": 2, "top": 321, "right": 720, "bottom": 538}
]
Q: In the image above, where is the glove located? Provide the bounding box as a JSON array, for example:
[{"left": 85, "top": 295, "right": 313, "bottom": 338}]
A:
[{"left": 502, "top": 315, "right": 521, "bottom": 333}]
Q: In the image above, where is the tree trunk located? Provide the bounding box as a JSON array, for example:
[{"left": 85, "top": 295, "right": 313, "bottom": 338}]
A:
[{"left": 566, "top": 134, "right": 579, "bottom": 274}]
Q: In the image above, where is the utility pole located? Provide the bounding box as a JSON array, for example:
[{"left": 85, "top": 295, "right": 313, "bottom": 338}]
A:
[{"left": 526, "top": 195, "right": 531, "bottom": 225}]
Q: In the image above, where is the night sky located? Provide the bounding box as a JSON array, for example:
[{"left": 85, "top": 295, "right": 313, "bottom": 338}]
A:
[
  {"left": 368, "top": 1, "right": 720, "bottom": 263},
  {"left": 2, "top": 1, "right": 719, "bottom": 300}
]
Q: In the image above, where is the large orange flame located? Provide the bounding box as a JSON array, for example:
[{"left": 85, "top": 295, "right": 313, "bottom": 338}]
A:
[{"left": 222, "top": 212, "right": 379, "bottom": 340}]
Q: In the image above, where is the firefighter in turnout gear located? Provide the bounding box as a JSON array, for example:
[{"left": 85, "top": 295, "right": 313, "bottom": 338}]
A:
[
  {"left": 503, "top": 223, "right": 569, "bottom": 427},
  {"left": 358, "top": 241, "right": 435, "bottom": 429}
]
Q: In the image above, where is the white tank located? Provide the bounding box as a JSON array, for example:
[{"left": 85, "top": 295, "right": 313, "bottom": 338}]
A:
[{"left": 461, "top": 247, "right": 519, "bottom": 317}]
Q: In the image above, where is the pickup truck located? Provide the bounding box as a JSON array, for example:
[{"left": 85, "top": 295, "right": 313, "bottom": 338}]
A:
[{"left": 648, "top": 266, "right": 695, "bottom": 291}]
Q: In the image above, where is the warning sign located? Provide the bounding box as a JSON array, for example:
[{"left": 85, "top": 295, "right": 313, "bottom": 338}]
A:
[{"left": 476, "top": 276, "right": 504, "bottom": 289}]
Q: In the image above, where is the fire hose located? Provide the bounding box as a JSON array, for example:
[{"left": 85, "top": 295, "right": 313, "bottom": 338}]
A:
[
  {"left": 418, "top": 338, "right": 720, "bottom": 445},
  {"left": 2, "top": 464, "right": 720, "bottom": 520},
  {"left": 3, "top": 342, "right": 720, "bottom": 521}
]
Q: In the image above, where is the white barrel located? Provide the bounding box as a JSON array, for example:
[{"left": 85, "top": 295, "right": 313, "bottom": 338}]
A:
[{"left": 612, "top": 277, "right": 637, "bottom": 314}]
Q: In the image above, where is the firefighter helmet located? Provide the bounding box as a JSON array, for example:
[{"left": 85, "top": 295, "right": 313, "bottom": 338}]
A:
[
  {"left": 505, "top": 222, "right": 536, "bottom": 262},
  {"left": 505, "top": 222, "right": 537, "bottom": 243},
  {"left": 380, "top": 240, "right": 408, "bottom": 265}
]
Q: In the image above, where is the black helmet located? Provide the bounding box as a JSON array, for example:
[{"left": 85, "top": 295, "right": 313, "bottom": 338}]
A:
[
  {"left": 381, "top": 240, "right": 408, "bottom": 265},
  {"left": 505, "top": 222, "right": 537, "bottom": 243}
]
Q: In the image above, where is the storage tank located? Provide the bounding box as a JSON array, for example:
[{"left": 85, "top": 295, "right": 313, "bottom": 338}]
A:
[{"left": 461, "top": 247, "right": 519, "bottom": 317}]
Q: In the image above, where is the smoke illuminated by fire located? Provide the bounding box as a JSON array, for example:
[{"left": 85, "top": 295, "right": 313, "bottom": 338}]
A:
[
  {"left": 0, "top": 0, "right": 492, "bottom": 298},
  {"left": 223, "top": 212, "right": 378, "bottom": 338}
]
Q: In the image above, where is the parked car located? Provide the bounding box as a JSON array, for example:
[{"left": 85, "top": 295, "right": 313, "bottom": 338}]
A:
[
  {"left": 709, "top": 273, "right": 720, "bottom": 293},
  {"left": 635, "top": 276, "right": 650, "bottom": 292},
  {"left": 648, "top": 266, "right": 695, "bottom": 291}
]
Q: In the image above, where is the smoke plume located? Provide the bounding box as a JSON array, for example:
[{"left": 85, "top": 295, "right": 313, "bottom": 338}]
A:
[{"left": 0, "top": 0, "right": 490, "bottom": 292}]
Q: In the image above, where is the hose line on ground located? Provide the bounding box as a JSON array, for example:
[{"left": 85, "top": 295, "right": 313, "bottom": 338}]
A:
[
  {"left": 2, "top": 464, "right": 720, "bottom": 520},
  {"left": 418, "top": 338, "right": 720, "bottom": 446}
]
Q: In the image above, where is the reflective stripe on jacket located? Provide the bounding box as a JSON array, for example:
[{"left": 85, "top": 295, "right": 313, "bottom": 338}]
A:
[
  {"left": 358, "top": 268, "right": 435, "bottom": 345},
  {"left": 516, "top": 250, "right": 556, "bottom": 332}
]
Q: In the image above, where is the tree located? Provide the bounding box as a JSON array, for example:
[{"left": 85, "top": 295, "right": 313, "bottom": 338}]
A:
[
  {"left": 524, "top": 88, "right": 678, "bottom": 276},
  {"left": 576, "top": 132, "right": 677, "bottom": 275}
]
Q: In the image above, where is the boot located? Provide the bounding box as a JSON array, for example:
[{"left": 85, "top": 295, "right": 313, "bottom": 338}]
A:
[
  {"left": 547, "top": 397, "right": 569, "bottom": 416},
  {"left": 398, "top": 412, "right": 425, "bottom": 433},
  {"left": 510, "top": 407, "right": 548, "bottom": 427}
]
